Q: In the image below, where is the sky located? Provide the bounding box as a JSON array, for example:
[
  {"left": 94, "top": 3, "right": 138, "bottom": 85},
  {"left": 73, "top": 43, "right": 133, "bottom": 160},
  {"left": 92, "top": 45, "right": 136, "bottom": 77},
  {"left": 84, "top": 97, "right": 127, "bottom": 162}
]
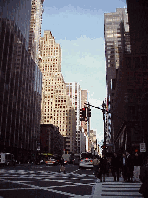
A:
[{"left": 41, "top": 0, "right": 127, "bottom": 144}]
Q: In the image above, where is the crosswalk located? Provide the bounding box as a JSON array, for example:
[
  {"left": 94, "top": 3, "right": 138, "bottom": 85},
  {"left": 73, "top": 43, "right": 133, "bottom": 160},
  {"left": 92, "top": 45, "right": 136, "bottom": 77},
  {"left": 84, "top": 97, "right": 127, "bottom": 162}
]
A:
[
  {"left": 92, "top": 177, "right": 143, "bottom": 198},
  {"left": 0, "top": 169, "right": 96, "bottom": 198},
  {"left": 0, "top": 169, "right": 144, "bottom": 198}
]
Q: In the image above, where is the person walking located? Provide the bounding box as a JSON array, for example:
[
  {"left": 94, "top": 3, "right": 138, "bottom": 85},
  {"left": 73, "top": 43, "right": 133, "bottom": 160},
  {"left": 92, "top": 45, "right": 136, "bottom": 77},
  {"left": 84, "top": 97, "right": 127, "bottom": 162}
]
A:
[
  {"left": 93, "top": 157, "right": 100, "bottom": 177},
  {"left": 59, "top": 157, "right": 65, "bottom": 173},
  {"left": 121, "top": 153, "right": 127, "bottom": 181},
  {"left": 139, "top": 156, "right": 148, "bottom": 198},
  {"left": 125, "top": 151, "right": 134, "bottom": 182},
  {"left": 111, "top": 152, "right": 120, "bottom": 182},
  {"left": 99, "top": 155, "right": 107, "bottom": 182},
  {"left": 133, "top": 152, "right": 141, "bottom": 182}
]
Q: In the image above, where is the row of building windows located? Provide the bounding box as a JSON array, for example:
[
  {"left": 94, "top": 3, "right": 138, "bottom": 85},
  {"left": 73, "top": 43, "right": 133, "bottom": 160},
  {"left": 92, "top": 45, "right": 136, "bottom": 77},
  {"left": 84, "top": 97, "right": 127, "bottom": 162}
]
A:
[{"left": 126, "top": 56, "right": 147, "bottom": 68}]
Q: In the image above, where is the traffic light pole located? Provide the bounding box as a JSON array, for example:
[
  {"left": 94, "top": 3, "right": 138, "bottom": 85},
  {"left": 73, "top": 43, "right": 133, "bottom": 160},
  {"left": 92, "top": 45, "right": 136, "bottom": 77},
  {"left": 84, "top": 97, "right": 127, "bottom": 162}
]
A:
[
  {"left": 102, "top": 100, "right": 106, "bottom": 155},
  {"left": 87, "top": 102, "right": 90, "bottom": 137}
]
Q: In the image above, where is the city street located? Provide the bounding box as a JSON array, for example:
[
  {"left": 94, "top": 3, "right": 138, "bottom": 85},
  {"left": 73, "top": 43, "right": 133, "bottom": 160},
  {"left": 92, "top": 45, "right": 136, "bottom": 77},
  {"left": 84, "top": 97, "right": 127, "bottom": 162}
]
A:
[
  {"left": 0, "top": 164, "right": 143, "bottom": 198},
  {"left": 0, "top": 164, "right": 96, "bottom": 198}
]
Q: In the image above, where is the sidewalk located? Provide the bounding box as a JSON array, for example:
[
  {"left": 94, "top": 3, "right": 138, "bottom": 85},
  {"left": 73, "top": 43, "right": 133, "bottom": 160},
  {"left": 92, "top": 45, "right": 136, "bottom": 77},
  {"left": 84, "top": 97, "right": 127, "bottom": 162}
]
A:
[{"left": 91, "top": 177, "right": 143, "bottom": 198}]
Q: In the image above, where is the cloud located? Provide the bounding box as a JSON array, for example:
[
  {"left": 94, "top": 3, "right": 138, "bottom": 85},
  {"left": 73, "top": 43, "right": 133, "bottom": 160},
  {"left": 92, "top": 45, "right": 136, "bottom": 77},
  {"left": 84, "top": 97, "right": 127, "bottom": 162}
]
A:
[{"left": 57, "top": 36, "right": 105, "bottom": 74}]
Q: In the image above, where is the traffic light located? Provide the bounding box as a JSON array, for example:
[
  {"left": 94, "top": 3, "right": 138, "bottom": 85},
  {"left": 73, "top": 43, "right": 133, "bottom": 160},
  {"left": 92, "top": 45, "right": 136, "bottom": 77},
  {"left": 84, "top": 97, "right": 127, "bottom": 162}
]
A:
[
  {"left": 82, "top": 107, "right": 86, "bottom": 118},
  {"left": 80, "top": 107, "right": 86, "bottom": 121},
  {"left": 101, "top": 145, "right": 107, "bottom": 149},
  {"left": 80, "top": 108, "right": 83, "bottom": 121},
  {"left": 87, "top": 107, "right": 91, "bottom": 117}
]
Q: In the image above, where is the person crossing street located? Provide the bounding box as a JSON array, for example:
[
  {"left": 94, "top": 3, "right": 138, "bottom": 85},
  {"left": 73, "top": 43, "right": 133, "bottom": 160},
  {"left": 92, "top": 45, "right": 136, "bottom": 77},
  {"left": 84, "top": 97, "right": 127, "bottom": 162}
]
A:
[
  {"left": 93, "top": 156, "right": 100, "bottom": 177},
  {"left": 111, "top": 152, "right": 121, "bottom": 182}
]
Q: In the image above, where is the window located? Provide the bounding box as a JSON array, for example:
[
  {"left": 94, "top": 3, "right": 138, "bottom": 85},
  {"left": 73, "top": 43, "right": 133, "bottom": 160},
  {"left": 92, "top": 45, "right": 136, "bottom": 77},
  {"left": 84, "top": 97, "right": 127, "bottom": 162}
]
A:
[
  {"left": 133, "top": 57, "right": 140, "bottom": 68},
  {"left": 125, "top": 57, "right": 131, "bottom": 68},
  {"left": 141, "top": 56, "right": 147, "bottom": 68},
  {"left": 107, "top": 34, "right": 113, "bottom": 38}
]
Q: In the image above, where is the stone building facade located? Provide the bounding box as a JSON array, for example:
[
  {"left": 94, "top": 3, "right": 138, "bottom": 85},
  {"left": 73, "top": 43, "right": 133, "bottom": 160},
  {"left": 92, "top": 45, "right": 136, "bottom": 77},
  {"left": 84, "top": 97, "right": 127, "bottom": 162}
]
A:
[{"left": 39, "top": 30, "right": 76, "bottom": 153}]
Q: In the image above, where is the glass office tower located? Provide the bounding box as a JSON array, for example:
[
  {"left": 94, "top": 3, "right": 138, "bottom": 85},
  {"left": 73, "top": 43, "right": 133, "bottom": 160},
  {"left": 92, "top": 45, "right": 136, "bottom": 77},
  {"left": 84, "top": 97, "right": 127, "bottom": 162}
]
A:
[{"left": 0, "top": 0, "right": 42, "bottom": 162}]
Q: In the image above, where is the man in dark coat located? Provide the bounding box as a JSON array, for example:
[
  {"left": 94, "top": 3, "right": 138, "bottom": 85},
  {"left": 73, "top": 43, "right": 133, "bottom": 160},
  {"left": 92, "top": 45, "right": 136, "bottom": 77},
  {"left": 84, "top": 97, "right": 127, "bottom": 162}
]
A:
[
  {"left": 125, "top": 151, "right": 134, "bottom": 182},
  {"left": 93, "top": 156, "right": 100, "bottom": 177},
  {"left": 121, "top": 153, "right": 127, "bottom": 181},
  {"left": 139, "top": 156, "right": 148, "bottom": 198},
  {"left": 111, "top": 153, "right": 121, "bottom": 181},
  {"left": 99, "top": 155, "right": 107, "bottom": 182}
]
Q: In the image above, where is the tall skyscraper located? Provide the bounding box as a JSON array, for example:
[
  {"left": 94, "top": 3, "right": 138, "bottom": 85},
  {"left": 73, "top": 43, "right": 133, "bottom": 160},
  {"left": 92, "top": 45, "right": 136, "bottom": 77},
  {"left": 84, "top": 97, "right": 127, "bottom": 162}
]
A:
[
  {"left": 66, "top": 82, "right": 81, "bottom": 153},
  {"left": 0, "top": 0, "right": 43, "bottom": 162},
  {"left": 39, "top": 30, "right": 76, "bottom": 153},
  {"left": 105, "top": 4, "right": 148, "bottom": 154},
  {"left": 104, "top": 8, "right": 130, "bottom": 148},
  {"left": 28, "top": 0, "right": 44, "bottom": 65}
]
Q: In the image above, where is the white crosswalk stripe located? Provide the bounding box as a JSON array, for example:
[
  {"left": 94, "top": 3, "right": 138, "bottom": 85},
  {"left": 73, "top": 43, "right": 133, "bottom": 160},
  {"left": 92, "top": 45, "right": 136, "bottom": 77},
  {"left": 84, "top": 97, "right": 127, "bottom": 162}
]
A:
[
  {"left": 0, "top": 169, "right": 96, "bottom": 197},
  {"left": 92, "top": 177, "right": 143, "bottom": 198}
]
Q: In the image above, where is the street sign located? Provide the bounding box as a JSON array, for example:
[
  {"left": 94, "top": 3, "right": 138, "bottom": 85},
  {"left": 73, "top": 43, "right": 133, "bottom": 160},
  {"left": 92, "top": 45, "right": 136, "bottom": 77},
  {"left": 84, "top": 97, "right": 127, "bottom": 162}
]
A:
[{"left": 140, "top": 143, "right": 146, "bottom": 152}]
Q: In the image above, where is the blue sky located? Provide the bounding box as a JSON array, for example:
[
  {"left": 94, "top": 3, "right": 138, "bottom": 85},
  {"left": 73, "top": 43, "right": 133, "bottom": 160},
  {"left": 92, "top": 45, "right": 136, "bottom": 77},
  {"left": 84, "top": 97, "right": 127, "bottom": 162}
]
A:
[{"left": 41, "top": 0, "right": 127, "bottom": 143}]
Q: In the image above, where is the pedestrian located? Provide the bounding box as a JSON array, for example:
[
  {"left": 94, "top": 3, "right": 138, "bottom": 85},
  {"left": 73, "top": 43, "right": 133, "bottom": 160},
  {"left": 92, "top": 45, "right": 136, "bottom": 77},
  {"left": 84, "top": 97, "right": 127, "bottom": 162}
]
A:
[
  {"left": 139, "top": 156, "right": 148, "bottom": 198},
  {"left": 133, "top": 152, "right": 141, "bottom": 182},
  {"left": 60, "top": 157, "right": 64, "bottom": 166},
  {"left": 125, "top": 151, "right": 133, "bottom": 182},
  {"left": 111, "top": 152, "right": 120, "bottom": 181},
  {"left": 59, "top": 157, "right": 65, "bottom": 173},
  {"left": 99, "top": 155, "right": 107, "bottom": 182},
  {"left": 93, "top": 157, "right": 100, "bottom": 177},
  {"left": 105, "top": 158, "right": 110, "bottom": 177},
  {"left": 121, "top": 153, "right": 127, "bottom": 181}
]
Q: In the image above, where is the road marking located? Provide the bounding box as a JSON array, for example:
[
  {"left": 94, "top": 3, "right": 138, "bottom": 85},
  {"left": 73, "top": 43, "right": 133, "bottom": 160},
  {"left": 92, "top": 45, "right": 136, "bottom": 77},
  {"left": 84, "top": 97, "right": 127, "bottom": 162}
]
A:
[
  {"left": 0, "top": 169, "right": 96, "bottom": 197},
  {"left": 0, "top": 188, "right": 35, "bottom": 191}
]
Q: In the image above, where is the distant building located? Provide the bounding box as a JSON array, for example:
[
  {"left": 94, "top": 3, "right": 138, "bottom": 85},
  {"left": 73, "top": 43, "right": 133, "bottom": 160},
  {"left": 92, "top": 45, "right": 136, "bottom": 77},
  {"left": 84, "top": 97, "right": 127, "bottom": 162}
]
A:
[
  {"left": 80, "top": 126, "right": 86, "bottom": 153},
  {"left": 28, "top": 0, "right": 44, "bottom": 65},
  {"left": 66, "top": 82, "right": 81, "bottom": 153},
  {"left": 40, "top": 124, "right": 63, "bottom": 156},
  {"left": 80, "top": 89, "right": 91, "bottom": 152},
  {"left": 80, "top": 90, "right": 89, "bottom": 135},
  {"left": 0, "top": 0, "right": 43, "bottom": 162},
  {"left": 39, "top": 30, "right": 76, "bottom": 153},
  {"left": 88, "top": 130, "right": 97, "bottom": 154}
]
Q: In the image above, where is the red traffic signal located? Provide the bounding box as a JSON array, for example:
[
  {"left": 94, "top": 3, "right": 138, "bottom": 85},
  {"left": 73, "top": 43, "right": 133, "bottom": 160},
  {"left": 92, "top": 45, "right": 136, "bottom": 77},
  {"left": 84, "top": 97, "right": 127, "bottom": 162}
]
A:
[{"left": 80, "top": 107, "right": 86, "bottom": 121}]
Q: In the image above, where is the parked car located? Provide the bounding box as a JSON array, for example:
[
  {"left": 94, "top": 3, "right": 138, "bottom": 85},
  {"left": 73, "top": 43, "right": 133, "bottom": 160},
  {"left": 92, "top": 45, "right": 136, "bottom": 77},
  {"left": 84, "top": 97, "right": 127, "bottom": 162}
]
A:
[
  {"left": 79, "top": 158, "right": 93, "bottom": 169},
  {"left": 45, "top": 158, "right": 58, "bottom": 166}
]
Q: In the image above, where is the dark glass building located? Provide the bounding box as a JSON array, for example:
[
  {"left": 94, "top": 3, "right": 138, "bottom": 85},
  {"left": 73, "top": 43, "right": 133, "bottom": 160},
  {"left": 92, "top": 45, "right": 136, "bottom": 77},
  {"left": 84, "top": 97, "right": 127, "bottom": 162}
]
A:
[
  {"left": 105, "top": 2, "right": 148, "bottom": 156},
  {"left": 0, "top": 0, "right": 42, "bottom": 162}
]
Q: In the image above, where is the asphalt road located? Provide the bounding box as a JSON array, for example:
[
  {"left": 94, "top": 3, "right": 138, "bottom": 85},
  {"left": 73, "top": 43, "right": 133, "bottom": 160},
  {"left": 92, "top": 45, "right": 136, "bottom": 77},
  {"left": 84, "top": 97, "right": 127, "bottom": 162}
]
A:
[{"left": 0, "top": 164, "right": 96, "bottom": 198}]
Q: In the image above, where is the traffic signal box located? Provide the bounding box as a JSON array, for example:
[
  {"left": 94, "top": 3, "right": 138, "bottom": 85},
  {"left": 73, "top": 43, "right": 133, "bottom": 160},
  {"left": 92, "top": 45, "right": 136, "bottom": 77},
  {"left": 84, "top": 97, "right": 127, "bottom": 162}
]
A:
[
  {"left": 80, "top": 107, "right": 91, "bottom": 121},
  {"left": 80, "top": 107, "right": 86, "bottom": 121},
  {"left": 87, "top": 108, "right": 91, "bottom": 117}
]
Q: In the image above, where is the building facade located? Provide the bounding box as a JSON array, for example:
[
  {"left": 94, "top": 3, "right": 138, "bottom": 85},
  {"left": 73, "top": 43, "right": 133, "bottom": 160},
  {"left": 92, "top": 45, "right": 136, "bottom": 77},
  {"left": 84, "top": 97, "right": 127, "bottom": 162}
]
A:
[
  {"left": 39, "top": 30, "right": 76, "bottom": 153},
  {"left": 113, "top": 1, "right": 148, "bottom": 154},
  {"left": 66, "top": 82, "right": 81, "bottom": 153},
  {"left": 105, "top": 4, "right": 148, "bottom": 155},
  {"left": 0, "top": 0, "right": 43, "bottom": 162},
  {"left": 28, "top": 0, "right": 44, "bottom": 65},
  {"left": 104, "top": 8, "right": 130, "bottom": 151},
  {"left": 88, "top": 130, "right": 97, "bottom": 154},
  {"left": 40, "top": 124, "right": 63, "bottom": 156}
]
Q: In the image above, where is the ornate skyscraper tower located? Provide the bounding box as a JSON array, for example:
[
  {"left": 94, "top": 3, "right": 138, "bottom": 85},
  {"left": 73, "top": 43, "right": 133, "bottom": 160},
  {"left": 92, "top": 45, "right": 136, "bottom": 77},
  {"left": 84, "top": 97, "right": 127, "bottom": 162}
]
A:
[{"left": 39, "top": 31, "right": 76, "bottom": 153}]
